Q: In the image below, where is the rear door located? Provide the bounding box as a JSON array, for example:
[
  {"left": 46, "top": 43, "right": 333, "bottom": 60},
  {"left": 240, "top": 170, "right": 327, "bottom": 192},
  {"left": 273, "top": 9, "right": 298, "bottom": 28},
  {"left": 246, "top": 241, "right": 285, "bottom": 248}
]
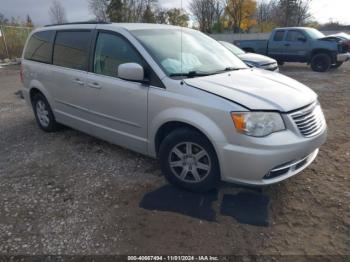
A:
[
  {"left": 50, "top": 29, "right": 94, "bottom": 131},
  {"left": 267, "top": 30, "right": 287, "bottom": 61},
  {"left": 83, "top": 30, "right": 150, "bottom": 154},
  {"left": 283, "top": 30, "right": 309, "bottom": 62}
]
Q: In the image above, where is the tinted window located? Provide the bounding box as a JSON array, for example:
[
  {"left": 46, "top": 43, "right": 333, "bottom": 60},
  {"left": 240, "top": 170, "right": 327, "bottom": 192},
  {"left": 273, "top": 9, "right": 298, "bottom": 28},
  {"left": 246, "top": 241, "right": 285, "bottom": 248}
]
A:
[
  {"left": 286, "top": 31, "right": 306, "bottom": 42},
  {"left": 273, "top": 31, "right": 285, "bottom": 41},
  {"left": 53, "top": 31, "right": 91, "bottom": 70},
  {"left": 94, "top": 33, "right": 143, "bottom": 77},
  {"left": 24, "top": 31, "right": 55, "bottom": 63}
]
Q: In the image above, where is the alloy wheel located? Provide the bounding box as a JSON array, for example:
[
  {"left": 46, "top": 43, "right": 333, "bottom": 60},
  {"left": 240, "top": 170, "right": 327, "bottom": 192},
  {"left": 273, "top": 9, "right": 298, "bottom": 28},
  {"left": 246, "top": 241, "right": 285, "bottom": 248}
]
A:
[{"left": 168, "top": 142, "right": 211, "bottom": 183}]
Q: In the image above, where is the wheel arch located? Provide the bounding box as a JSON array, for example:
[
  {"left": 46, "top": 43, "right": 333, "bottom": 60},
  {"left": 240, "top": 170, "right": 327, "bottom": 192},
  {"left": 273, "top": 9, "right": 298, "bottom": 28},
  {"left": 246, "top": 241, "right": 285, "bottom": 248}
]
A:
[
  {"left": 28, "top": 80, "right": 54, "bottom": 109},
  {"left": 150, "top": 109, "right": 227, "bottom": 159},
  {"left": 310, "top": 49, "right": 335, "bottom": 63}
]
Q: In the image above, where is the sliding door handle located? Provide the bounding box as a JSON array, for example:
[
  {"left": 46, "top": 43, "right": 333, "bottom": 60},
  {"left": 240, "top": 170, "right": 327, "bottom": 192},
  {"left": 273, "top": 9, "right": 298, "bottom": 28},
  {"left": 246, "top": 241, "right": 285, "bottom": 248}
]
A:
[{"left": 88, "top": 82, "right": 102, "bottom": 89}]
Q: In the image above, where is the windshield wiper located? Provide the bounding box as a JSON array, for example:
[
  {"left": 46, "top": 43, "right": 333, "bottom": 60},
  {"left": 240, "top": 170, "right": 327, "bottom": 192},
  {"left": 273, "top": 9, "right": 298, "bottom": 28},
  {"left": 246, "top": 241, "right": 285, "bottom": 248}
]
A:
[
  {"left": 209, "top": 67, "right": 247, "bottom": 75},
  {"left": 169, "top": 67, "right": 247, "bottom": 78},
  {"left": 169, "top": 71, "right": 210, "bottom": 78}
]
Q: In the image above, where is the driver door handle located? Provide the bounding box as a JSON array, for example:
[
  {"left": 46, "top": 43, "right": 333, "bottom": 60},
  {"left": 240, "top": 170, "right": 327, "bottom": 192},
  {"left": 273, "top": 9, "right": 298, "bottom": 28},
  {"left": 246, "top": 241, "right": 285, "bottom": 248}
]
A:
[
  {"left": 74, "top": 79, "right": 84, "bottom": 86},
  {"left": 284, "top": 43, "right": 290, "bottom": 46}
]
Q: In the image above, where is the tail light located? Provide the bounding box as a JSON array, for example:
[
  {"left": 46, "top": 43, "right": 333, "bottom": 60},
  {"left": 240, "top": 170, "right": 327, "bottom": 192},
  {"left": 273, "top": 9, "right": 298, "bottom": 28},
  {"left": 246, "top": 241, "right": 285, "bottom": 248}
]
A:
[{"left": 20, "top": 63, "right": 24, "bottom": 83}]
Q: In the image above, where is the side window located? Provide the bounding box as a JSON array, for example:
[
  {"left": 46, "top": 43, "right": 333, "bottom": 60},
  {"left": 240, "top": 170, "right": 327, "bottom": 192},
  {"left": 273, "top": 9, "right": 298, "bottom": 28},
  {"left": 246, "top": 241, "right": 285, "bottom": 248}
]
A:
[
  {"left": 286, "top": 31, "right": 306, "bottom": 42},
  {"left": 53, "top": 31, "right": 91, "bottom": 70},
  {"left": 24, "top": 31, "right": 55, "bottom": 63},
  {"left": 273, "top": 30, "right": 285, "bottom": 41},
  {"left": 94, "top": 32, "right": 143, "bottom": 77}
]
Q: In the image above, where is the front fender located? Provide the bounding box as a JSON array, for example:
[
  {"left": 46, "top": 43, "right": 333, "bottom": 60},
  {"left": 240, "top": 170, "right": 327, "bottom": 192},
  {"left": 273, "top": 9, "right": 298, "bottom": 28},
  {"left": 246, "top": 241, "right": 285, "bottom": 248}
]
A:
[{"left": 148, "top": 107, "right": 227, "bottom": 157}]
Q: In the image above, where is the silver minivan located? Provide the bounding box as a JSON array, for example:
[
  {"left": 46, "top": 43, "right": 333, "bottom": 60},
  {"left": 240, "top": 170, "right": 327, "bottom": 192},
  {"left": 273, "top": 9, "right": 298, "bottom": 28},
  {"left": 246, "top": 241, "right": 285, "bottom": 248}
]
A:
[{"left": 21, "top": 23, "right": 327, "bottom": 192}]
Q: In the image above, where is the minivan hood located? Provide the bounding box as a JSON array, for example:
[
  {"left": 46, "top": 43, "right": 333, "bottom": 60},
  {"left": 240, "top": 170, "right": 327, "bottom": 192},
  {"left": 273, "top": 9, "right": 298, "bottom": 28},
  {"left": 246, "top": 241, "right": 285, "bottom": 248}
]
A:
[
  {"left": 184, "top": 68, "right": 317, "bottom": 112},
  {"left": 238, "top": 53, "right": 276, "bottom": 65}
]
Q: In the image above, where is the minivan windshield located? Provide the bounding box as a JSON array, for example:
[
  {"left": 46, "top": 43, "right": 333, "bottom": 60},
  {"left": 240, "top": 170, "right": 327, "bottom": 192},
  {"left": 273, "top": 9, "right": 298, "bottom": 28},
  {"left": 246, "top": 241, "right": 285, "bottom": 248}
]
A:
[{"left": 132, "top": 28, "right": 248, "bottom": 78}]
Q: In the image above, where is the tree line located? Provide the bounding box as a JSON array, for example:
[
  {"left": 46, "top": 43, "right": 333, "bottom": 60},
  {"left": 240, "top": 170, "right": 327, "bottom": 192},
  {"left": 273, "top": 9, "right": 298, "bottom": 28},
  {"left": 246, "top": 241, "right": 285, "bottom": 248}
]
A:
[
  {"left": 88, "top": 0, "right": 190, "bottom": 27},
  {"left": 0, "top": 0, "right": 348, "bottom": 34},
  {"left": 87, "top": 0, "right": 314, "bottom": 33},
  {"left": 190, "top": 0, "right": 315, "bottom": 33}
]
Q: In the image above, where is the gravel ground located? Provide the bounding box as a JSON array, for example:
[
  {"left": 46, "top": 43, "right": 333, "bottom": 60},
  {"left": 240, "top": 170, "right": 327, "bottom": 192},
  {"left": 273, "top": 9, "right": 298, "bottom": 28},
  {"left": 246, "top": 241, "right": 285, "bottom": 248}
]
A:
[{"left": 0, "top": 63, "right": 349, "bottom": 256}]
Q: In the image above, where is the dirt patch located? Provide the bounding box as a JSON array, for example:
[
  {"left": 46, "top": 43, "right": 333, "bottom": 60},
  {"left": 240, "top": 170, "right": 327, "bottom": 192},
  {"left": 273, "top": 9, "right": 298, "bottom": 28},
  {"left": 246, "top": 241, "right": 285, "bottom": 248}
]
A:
[{"left": 0, "top": 64, "right": 349, "bottom": 255}]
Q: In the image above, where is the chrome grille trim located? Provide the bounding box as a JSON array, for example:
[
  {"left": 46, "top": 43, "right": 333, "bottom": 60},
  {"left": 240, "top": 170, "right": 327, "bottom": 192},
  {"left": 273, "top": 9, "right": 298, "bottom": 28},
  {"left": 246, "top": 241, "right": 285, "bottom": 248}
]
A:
[{"left": 291, "top": 103, "right": 325, "bottom": 138}]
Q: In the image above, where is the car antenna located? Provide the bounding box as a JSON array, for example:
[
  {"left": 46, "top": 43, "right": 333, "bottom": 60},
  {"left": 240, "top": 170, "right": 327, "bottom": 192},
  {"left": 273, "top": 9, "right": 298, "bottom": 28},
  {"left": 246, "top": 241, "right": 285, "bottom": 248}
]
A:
[{"left": 180, "top": 0, "right": 184, "bottom": 82}]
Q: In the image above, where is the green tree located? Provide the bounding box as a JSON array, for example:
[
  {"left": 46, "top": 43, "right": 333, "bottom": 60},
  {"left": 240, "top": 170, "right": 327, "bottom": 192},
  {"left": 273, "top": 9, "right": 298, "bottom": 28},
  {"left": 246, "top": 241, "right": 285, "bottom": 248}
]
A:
[
  {"left": 107, "top": 0, "right": 125, "bottom": 22},
  {"left": 26, "top": 15, "right": 34, "bottom": 27},
  {"left": 167, "top": 8, "right": 189, "bottom": 27},
  {"left": 0, "top": 13, "right": 9, "bottom": 25},
  {"left": 142, "top": 4, "right": 156, "bottom": 23}
]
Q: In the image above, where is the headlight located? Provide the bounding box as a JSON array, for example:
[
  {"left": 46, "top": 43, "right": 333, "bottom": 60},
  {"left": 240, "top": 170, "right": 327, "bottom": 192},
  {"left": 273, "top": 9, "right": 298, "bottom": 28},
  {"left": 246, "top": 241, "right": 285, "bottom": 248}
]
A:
[
  {"left": 245, "top": 61, "right": 260, "bottom": 68},
  {"left": 231, "top": 112, "right": 285, "bottom": 137}
]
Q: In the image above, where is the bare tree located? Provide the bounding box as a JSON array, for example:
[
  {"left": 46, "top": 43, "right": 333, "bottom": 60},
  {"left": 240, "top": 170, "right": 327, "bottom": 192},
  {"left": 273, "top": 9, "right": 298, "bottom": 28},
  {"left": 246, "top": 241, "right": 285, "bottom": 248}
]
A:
[
  {"left": 88, "top": 0, "right": 109, "bottom": 22},
  {"left": 276, "top": 0, "right": 312, "bottom": 26},
  {"left": 190, "top": 0, "right": 222, "bottom": 33},
  {"left": 212, "top": 0, "right": 225, "bottom": 32},
  {"left": 49, "top": 0, "right": 67, "bottom": 24},
  {"left": 107, "top": 0, "right": 157, "bottom": 23},
  {"left": 295, "top": 0, "right": 312, "bottom": 26},
  {"left": 256, "top": 0, "right": 278, "bottom": 32}
]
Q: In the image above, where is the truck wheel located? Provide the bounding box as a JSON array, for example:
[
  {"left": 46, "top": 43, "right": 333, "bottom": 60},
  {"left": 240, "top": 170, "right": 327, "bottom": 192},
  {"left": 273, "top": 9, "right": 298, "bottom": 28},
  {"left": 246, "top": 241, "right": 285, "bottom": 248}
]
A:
[
  {"left": 331, "top": 62, "right": 343, "bottom": 69},
  {"left": 311, "top": 53, "right": 331, "bottom": 72},
  {"left": 158, "top": 128, "right": 220, "bottom": 192}
]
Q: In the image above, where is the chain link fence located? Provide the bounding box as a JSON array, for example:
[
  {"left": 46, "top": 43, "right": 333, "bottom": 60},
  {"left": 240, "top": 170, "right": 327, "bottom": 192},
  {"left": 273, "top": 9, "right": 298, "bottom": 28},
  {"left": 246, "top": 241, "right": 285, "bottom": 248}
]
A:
[{"left": 0, "top": 25, "right": 33, "bottom": 61}]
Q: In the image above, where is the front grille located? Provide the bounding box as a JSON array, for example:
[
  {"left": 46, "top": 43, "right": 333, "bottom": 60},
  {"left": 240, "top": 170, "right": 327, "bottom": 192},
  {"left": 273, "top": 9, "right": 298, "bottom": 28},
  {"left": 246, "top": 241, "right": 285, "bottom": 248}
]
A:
[
  {"left": 291, "top": 103, "right": 326, "bottom": 138},
  {"left": 339, "top": 43, "right": 348, "bottom": 53}
]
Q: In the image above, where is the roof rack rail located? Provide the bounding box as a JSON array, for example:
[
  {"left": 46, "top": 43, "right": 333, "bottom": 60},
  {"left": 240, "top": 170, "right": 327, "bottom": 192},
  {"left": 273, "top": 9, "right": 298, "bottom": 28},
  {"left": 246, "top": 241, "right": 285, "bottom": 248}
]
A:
[{"left": 44, "top": 21, "right": 111, "bottom": 27}]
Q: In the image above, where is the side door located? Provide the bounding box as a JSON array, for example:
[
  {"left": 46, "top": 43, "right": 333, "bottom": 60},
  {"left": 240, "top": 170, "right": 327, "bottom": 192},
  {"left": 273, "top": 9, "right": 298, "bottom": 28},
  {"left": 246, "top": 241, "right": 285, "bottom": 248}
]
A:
[
  {"left": 283, "top": 30, "right": 309, "bottom": 62},
  {"left": 84, "top": 31, "right": 151, "bottom": 154},
  {"left": 50, "top": 29, "right": 95, "bottom": 132},
  {"left": 267, "top": 30, "right": 287, "bottom": 61}
]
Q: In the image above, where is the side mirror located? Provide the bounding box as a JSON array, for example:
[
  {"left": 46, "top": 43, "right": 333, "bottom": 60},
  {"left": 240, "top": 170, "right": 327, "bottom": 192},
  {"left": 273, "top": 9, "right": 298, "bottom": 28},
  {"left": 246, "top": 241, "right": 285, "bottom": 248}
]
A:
[
  {"left": 118, "top": 63, "right": 145, "bottom": 82},
  {"left": 298, "top": 37, "right": 307, "bottom": 42}
]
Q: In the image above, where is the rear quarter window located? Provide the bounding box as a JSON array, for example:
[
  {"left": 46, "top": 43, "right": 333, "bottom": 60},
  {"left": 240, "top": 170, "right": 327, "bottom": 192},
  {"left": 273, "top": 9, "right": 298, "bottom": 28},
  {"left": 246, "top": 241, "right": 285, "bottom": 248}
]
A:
[
  {"left": 24, "top": 31, "right": 55, "bottom": 63},
  {"left": 53, "top": 31, "right": 91, "bottom": 71},
  {"left": 273, "top": 31, "right": 285, "bottom": 41}
]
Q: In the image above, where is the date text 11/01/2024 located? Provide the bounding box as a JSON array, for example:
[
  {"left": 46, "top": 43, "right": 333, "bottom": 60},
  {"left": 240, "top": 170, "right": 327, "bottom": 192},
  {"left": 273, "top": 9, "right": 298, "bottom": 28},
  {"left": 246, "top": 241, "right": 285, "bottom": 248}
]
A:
[{"left": 127, "top": 256, "right": 219, "bottom": 261}]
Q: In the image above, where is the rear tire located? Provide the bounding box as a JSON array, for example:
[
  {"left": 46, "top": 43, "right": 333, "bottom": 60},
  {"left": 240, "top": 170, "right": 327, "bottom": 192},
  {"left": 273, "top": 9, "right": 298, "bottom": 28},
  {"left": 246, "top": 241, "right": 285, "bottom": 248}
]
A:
[
  {"left": 311, "top": 53, "right": 331, "bottom": 72},
  {"left": 159, "top": 128, "right": 220, "bottom": 192},
  {"left": 32, "top": 93, "right": 59, "bottom": 132}
]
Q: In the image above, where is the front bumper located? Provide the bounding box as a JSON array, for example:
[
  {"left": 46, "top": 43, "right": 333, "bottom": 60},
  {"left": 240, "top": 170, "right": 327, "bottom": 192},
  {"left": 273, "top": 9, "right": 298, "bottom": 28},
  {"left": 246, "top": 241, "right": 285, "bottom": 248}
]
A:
[
  {"left": 218, "top": 117, "right": 327, "bottom": 186},
  {"left": 337, "top": 53, "right": 350, "bottom": 62}
]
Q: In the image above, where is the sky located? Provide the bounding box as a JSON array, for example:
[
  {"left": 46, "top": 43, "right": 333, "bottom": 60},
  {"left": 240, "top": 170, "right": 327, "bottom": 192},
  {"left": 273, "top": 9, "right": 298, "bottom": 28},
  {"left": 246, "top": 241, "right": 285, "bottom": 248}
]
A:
[{"left": 0, "top": 0, "right": 350, "bottom": 26}]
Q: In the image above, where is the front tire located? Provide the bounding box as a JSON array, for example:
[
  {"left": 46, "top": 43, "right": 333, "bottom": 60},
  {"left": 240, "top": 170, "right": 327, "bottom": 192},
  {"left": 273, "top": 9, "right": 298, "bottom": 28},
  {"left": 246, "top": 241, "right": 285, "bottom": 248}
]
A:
[
  {"left": 32, "top": 93, "right": 59, "bottom": 132},
  {"left": 159, "top": 128, "right": 220, "bottom": 192},
  {"left": 311, "top": 53, "right": 331, "bottom": 72}
]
